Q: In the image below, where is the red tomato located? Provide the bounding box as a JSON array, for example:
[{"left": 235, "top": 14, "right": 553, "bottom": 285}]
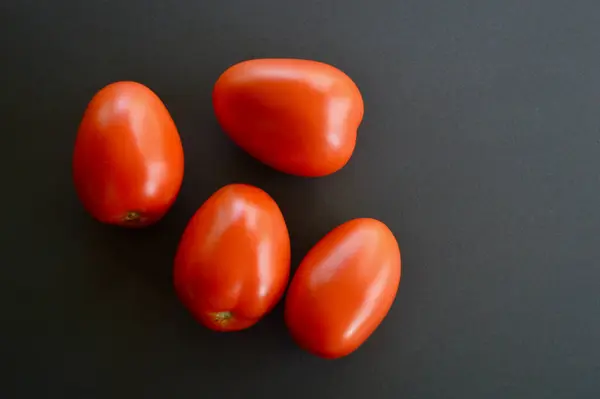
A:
[
  {"left": 285, "top": 218, "right": 401, "bottom": 359},
  {"left": 173, "top": 184, "right": 291, "bottom": 332},
  {"left": 213, "top": 58, "right": 364, "bottom": 177},
  {"left": 72, "top": 81, "right": 184, "bottom": 227}
]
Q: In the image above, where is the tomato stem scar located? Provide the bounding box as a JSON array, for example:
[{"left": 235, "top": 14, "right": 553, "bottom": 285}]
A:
[
  {"left": 212, "top": 311, "right": 233, "bottom": 323},
  {"left": 123, "top": 211, "right": 141, "bottom": 222}
]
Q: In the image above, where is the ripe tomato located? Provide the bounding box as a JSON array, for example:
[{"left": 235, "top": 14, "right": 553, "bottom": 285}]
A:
[
  {"left": 285, "top": 218, "right": 401, "bottom": 359},
  {"left": 73, "top": 81, "right": 184, "bottom": 227},
  {"left": 173, "top": 184, "right": 291, "bottom": 332},
  {"left": 213, "top": 58, "right": 364, "bottom": 177}
]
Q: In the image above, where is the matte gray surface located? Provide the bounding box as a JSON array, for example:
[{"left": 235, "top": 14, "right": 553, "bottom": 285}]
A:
[{"left": 2, "top": 0, "right": 599, "bottom": 397}]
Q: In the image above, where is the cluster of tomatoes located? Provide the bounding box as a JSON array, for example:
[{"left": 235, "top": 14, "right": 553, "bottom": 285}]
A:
[{"left": 72, "top": 58, "right": 401, "bottom": 359}]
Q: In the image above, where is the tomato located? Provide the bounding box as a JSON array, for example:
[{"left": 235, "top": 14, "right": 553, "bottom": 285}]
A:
[
  {"left": 173, "top": 184, "right": 291, "bottom": 332},
  {"left": 213, "top": 58, "right": 364, "bottom": 177},
  {"left": 284, "top": 218, "right": 401, "bottom": 359},
  {"left": 73, "top": 81, "right": 184, "bottom": 227}
]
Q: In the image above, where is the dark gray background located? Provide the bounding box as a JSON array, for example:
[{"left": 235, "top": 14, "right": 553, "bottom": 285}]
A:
[{"left": 2, "top": 0, "right": 599, "bottom": 397}]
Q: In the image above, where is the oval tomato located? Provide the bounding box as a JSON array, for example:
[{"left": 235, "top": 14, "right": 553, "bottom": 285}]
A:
[
  {"left": 284, "top": 218, "right": 401, "bottom": 359},
  {"left": 213, "top": 58, "right": 364, "bottom": 177},
  {"left": 174, "top": 184, "right": 291, "bottom": 332},
  {"left": 73, "top": 81, "right": 184, "bottom": 227}
]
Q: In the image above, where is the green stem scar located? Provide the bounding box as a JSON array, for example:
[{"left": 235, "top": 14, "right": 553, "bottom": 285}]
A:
[{"left": 212, "top": 311, "right": 233, "bottom": 324}]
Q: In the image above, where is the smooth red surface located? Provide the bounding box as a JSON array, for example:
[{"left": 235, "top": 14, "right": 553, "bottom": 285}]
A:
[
  {"left": 174, "top": 184, "right": 291, "bottom": 332},
  {"left": 72, "top": 81, "right": 184, "bottom": 227},
  {"left": 213, "top": 58, "right": 364, "bottom": 177},
  {"left": 285, "top": 218, "right": 401, "bottom": 359}
]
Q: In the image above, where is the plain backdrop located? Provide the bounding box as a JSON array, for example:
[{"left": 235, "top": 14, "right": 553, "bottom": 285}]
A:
[{"left": 2, "top": 0, "right": 599, "bottom": 398}]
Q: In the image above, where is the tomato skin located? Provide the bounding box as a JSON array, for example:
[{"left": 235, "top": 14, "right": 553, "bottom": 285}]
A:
[
  {"left": 213, "top": 58, "right": 364, "bottom": 177},
  {"left": 284, "top": 218, "right": 401, "bottom": 359},
  {"left": 72, "top": 81, "right": 184, "bottom": 227},
  {"left": 173, "top": 184, "right": 291, "bottom": 332}
]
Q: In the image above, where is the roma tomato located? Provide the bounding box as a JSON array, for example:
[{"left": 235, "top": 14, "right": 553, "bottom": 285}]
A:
[
  {"left": 213, "top": 58, "right": 364, "bottom": 177},
  {"left": 73, "top": 81, "right": 184, "bottom": 227},
  {"left": 285, "top": 218, "right": 401, "bottom": 359},
  {"left": 174, "top": 184, "right": 291, "bottom": 332}
]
